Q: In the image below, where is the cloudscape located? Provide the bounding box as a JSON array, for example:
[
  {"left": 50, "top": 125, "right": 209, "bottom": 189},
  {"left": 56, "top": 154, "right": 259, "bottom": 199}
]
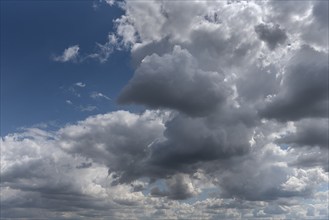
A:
[{"left": 1, "top": 0, "right": 328, "bottom": 219}]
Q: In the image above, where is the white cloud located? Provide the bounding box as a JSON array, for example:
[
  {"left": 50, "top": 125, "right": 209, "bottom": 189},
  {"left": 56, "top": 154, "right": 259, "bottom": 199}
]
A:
[
  {"left": 65, "top": 99, "right": 73, "bottom": 105},
  {"left": 53, "top": 45, "right": 80, "bottom": 62},
  {"left": 90, "top": 91, "right": 111, "bottom": 101},
  {"left": 86, "top": 34, "right": 119, "bottom": 63},
  {"left": 75, "top": 82, "right": 86, "bottom": 88}
]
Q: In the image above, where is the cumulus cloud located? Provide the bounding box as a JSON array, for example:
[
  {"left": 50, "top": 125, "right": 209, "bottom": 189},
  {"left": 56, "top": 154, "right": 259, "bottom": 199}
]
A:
[
  {"left": 118, "top": 46, "right": 231, "bottom": 116},
  {"left": 276, "top": 118, "right": 329, "bottom": 149},
  {"left": 151, "top": 174, "right": 199, "bottom": 200},
  {"left": 259, "top": 46, "right": 328, "bottom": 121},
  {"left": 1, "top": 110, "right": 328, "bottom": 219},
  {"left": 53, "top": 45, "right": 80, "bottom": 62},
  {"left": 3, "top": 0, "right": 329, "bottom": 219}
]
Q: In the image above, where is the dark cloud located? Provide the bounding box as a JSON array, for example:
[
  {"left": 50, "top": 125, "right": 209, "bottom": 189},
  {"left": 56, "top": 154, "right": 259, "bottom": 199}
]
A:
[
  {"left": 255, "top": 23, "right": 287, "bottom": 50},
  {"left": 148, "top": 113, "right": 252, "bottom": 170},
  {"left": 76, "top": 162, "right": 93, "bottom": 169},
  {"left": 118, "top": 46, "right": 231, "bottom": 117},
  {"left": 259, "top": 46, "right": 328, "bottom": 121},
  {"left": 276, "top": 119, "right": 328, "bottom": 148},
  {"left": 289, "top": 147, "right": 329, "bottom": 172},
  {"left": 130, "top": 36, "right": 174, "bottom": 67},
  {"left": 217, "top": 148, "right": 313, "bottom": 201},
  {"left": 150, "top": 174, "right": 197, "bottom": 200},
  {"left": 58, "top": 110, "right": 166, "bottom": 184}
]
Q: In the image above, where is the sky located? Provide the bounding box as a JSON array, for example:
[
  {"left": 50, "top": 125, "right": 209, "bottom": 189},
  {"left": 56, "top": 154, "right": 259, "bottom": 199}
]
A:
[{"left": 0, "top": 0, "right": 328, "bottom": 219}]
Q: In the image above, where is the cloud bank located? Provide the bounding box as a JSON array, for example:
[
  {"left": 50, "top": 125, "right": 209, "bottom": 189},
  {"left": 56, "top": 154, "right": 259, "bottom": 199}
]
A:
[{"left": 2, "top": 0, "right": 328, "bottom": 219}]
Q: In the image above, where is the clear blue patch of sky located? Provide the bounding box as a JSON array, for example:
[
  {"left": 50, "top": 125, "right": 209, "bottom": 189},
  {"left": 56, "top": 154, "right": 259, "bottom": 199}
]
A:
[{"left": 1, "top": 0, "right": 141, "bottom": 136}]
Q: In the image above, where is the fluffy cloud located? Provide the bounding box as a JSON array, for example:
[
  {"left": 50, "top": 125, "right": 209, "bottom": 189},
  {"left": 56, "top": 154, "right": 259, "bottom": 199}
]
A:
[
  {"left": 151, "top": 174, "right": 199, "bottom": 200},
  {"left": 259, "top": 46, "right": 328, "bottom": 121},
  {"left": 118, "top": 46, "right": 230, "bottom": 116},
  {"left": 277, "top": 118, "right": 329, "bottom": 149},
  {"left": 53, "top": 45, "right": 80, "bottom": 62},
  {"left": 1, "top": 113, "right": 328, "bottom": 219},
  {"left": 58, "top": 110, "right": 168, "bottom": 183},
  {"left": 3, "top": 0, "right": 328, "bottom": 219}
]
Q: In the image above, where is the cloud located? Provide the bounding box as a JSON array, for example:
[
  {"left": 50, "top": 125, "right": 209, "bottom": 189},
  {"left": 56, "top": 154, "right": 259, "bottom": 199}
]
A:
[
  {"left": 3, "top": 0, "right": 329, "bottom": 219},
  {"left": 75, "top": 82, "right": 86, "bottom": 88},
  {"left": 255, "top": 23, "right": 287, "bottom": 50},
  {"left": 90, "top": 91, "right": 111, "bottom": 101},
  {"left": 87, "top": 34, "right": 118, "bottom": 63},
  {"left": 53, "top": 45, "right": 80, "bottom": 62},
  {"left": 215, "top": 143, "right": 327, "bottom": 202},
  {"left": 65, "top": 99, "right": 73, "bottom": 105},
  {"left": 259, "top": 46, "right": 328, "bottom": 121},
  {"left": 78, "top": 105, "right": 98, "bottom": 112},
  {"left": 1, "top": 110, "right": 328, "bottom": 219},
  {"left": 151, "top": 174, "right": 199, "bottom": 200},
  {"left": 148, "top": 111, "right": 253, "bottom": 171},
  {"left": 118, "top": 46, "right": 231, "bottom": 117},
  {"left": 58, "top": 110, "right": 168, "bottom": 183},
  {"left": 276, "top": 118, "right": 329, "bottom": 149}
]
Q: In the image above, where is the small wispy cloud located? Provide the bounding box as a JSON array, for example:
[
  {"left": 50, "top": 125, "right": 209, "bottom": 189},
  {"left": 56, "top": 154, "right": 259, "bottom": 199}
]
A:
[
  {"left": 66, "top": 100, "right": 73, "bottom": 105},
  {"left": 105, "top": 0, "right": 115, "bottom": 6},
  {"left": 65, "top": 100, "right": 97, "bottom": 112},
  {"left": 87, "top": 34, "right": 118, "bottom": 63},
  {"left": 78, "top": 105, "right": 98, "bottom": 112},
  {"left": 75, "top": 82, "right": 86, "bottom": 88},
  {"left": 53, "top": 45, "right": 80, "bottom": 62},
  {"left": 90, "top": 91, "right": 111, "bottom": 101}
]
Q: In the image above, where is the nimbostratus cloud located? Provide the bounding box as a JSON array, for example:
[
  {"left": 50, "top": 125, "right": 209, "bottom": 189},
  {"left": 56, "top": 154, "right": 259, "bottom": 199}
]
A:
[{"left": 2, "top": 0, "right": 329, "bottom": 219}]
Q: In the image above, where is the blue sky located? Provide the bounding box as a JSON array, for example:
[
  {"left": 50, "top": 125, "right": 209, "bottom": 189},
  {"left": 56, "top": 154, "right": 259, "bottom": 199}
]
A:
[
  {"left": 1, "top": 1, "right": 328, "bottom": 219},
  {"left": 1, "top": 0, "right": 136, "bottom": 135}
]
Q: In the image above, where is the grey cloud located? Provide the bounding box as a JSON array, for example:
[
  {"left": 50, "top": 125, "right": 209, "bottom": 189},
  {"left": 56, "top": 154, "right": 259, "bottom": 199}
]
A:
[
  {"left": 289, "top": 147, "right": 329, "bottom": 172},
  {"left": 312, "top": 1, "right": 329, "bottom": 27},
  {"left": 212, "top": 143, "right": 319, "bottom": 201},
  {"left": 149, "top": 113, "right": 252, "bottom": 171},
  {"left": 269, "top": 0, "right": 312, "bottom": 23},
  {"left": 3, "top": 1, "right": 329, "bottom": 218},
  {"left": 130, "top": 36, "right": 174, "bottom": 67},
  {"left": 76, "top": 162, "right": 93, "bottom": 169},
  {"left": 150, "top": 174, "right": 197, "bottom": 200},
  {"left": 276, "top": 119, "right": 328, "bottom": 149},
  {"left": 0, "top": 134, "right": 117, "bottom": 219},
  {"left": 259, "top": 46, "right": 328, "bottom": 121},
  {"left": 301, "top": 1, "right": 328, "bottom": 48},
  {"left": 264, "top": 204, "right": 289, "bottom": 215},
  {"left": 236, "top": 64, "right": 280, "bottom": 102},
  {"left": 255, "top": 23, "right": 287, "bottom": 50},
  {"left": 58, "top": 110, "right": 166, "bottom": 183},
  {"left": 118, "top": 46, "right": 231, "bottom": 117}
]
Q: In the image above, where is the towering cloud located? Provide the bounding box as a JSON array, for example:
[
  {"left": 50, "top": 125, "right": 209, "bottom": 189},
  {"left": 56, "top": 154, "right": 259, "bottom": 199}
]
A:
[{"left": 1, "top": 0, "right": 328, "bottom": 219}]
